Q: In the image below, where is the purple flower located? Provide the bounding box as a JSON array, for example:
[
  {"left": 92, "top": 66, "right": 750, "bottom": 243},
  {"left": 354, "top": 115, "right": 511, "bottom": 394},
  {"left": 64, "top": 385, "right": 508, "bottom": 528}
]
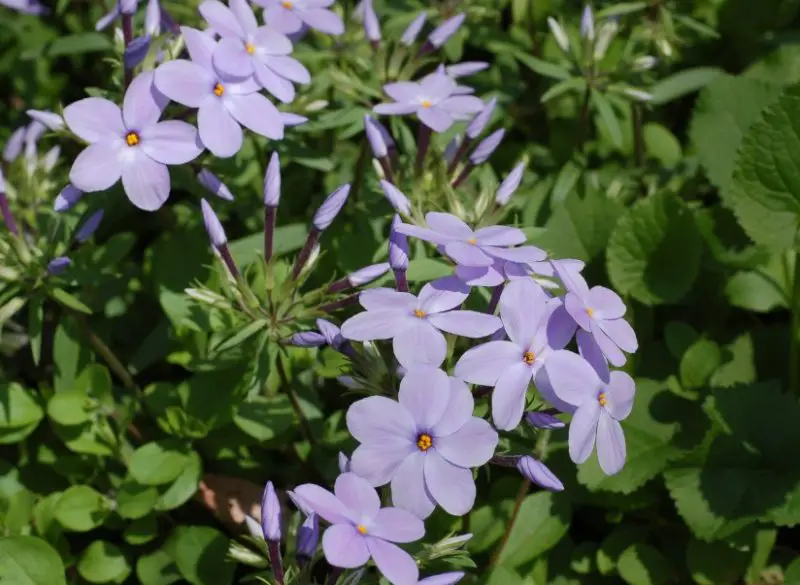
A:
[
  {"left": 454, "top": 279, "right": 575, "bottom": 430},
  {"left": 199, "top": 0, "right": 310, "bottom": 102},
  {"left": 155, "top": 27, "right": 284, "bottom": 156},
  {"left": 254, "top": 0, "right": 344, "bottom": 36},
  {"left": 95, "top": 0, "right": 141, "bottom": 30},
  {"left": 347, "top": 263, "right": 391, "bottom": 287},
  {"left": 557, "top": 265, "right": 637, "bottom": 366},
  {"left": 544, "top": 350, "right": 636, "bottom": 475},
  {"left": 496, "top": 162, "right": 525, "bottom": 205},
  {"left": 341, "top": 276, "right": 501, "bottom": 369},
  {"left": 380, "top": 181, "right": 410, "bottom": 216},
  {"left": 124, "top": 35, "right": 152, "bottom": 70},
  {"left": 313, "top": 184, "right": 350, "bottom": 230},
  {"left": 525, "top": 411, "right": 564, "bottom": 429},
  {"left": 466, "top": 97, "right": 496, "bottom": 139},
  {"left": 54, "top": 185, "right": 84, "bottom": 212},
  {"left": 365, "top": 115, "right": 388, "bottom": 158},
  {"left": 428, "top": 13, "right": 464, "bottom": 48},
  {"left": 146, "top": 0, "right": 161, "bottom": 35},
  {"left": 27, "top": 109, "right": 64, "bottom": 131},
  {"left": 374, "top": 71, "right": 483, "bottom": 133},
  {"left": 3, "top": 126, "right": 26, "bottom": 163},
  {"left": 65, "top": 72, "right": 202, "bottom": 211},
  {"left": 261, "top": 481, "right": 282, "bottom": 541},
  {"left": 516, "top": 456, "right": 564, "bottom": 491},
  {"left": 291, "top": 331, "right": 326, "bottom": 347},
  {"left": 580, "top": 5, "right": 595, "bottom": 41},
  {"left": 201, "top": 198, "right": 227, "bottom": 247},
  {"left": 75, "top": 209, "right": 104, "bottom": 242},
  {"left": 0, "top": 0, "right": 48, "bottom": 14},
  {"left": 418, "top": 574, "right": 464, "bottom": 585},
  {"left": 197, "top": 169, "right": 234, "bottom": 200},
  {"left": 264, "top": 152, "right": 281, "bottom": 206},
  {"left": 348, "top": 366, "right": 498, "bottom": 518},
  {"left": 447, "top": 62, "right": 488, "bottom": 78},
  {"left": 290, "top": 472, "right": 424, "bottom": 585},
  {"left": 338, "top": 452, "right": 350, "bottom": 473},
  {"left": 470, "top": 128, "right": 505, "bottom": 164},
  {"left": 296, "top": 513, "right": 319, "bottom": 560},
  {"left": 401, "top": 12, "right": 426, "bottom": 46},
  {"left": 361, "top": 0, "right": 380, "bottom": 42},
  {"left": 389, "top": 215, "right": 409, "bottom": 271},
  {"left": 395, "top": 212, "right": 544, "bottom": 268},
  {"left": 47, "top": 257, "right": 71, "bottom": 276}
]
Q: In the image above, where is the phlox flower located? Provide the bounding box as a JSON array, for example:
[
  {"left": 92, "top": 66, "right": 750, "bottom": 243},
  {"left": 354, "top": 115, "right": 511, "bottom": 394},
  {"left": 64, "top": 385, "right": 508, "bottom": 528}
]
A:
[{"left": 254, "top": 0, "right": 344, "bottom": 36}]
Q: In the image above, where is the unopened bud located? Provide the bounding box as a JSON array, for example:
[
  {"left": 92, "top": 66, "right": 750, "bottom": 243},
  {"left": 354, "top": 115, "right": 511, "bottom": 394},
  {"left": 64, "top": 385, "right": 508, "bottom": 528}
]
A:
[{"left": 547, "top": 17, "right": 570, "bottom": 53}]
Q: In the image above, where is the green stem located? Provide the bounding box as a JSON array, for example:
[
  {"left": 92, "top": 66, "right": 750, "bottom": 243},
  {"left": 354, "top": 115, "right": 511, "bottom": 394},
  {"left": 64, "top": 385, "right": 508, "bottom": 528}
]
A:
[
  {"left": 790, "top": 252, "right": 800, "bottom": 394},
  {"left": 275, "top": 353, "right": 316, "bottom": 446},
  {"left": 576, "top": 87, "right": 592, "bottom": 154}
]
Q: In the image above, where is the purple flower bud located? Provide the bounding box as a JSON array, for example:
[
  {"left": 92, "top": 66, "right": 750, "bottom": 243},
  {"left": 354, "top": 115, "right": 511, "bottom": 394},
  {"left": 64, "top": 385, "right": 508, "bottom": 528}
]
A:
[
  {"left": 296, "top": 513, "right": 319, "bottom": 560},
  {"left": 401, "top": 12, "right": 426, "bottom": 46},
  {"left": 470, "top": 128, "right": 505, "bottom": 164},
  {"left": 54, "top": 185, "right": 84, "bottom": 212},
  {"left": 124, "top": 35, "right": 151, "bottom": 70},
  {"left": 281, "top": 112, "right": 308, "bottom": 127},
  {"left": 290, "top": 331, "right": 327, "bottom": 347},
  {"left": 316, "top": 318, "right": 346, "bottom": 350},
  {"left": 380, "top": 181, "right": 411, "bottom": 216},
  {"left": 261, "top": 481, "right": 281, "bottom": 541},
  {"left": 145, "top": 0, "right": 160, "bottom": 35},
  {"left": 3, "top": 126, "right": 26, "bottom": 163},
  {"left": 428, "top": 12, "right": 465, "bottom": 48},
  {"left": 444, "top": 134, "right": 461, "bottom": 166},
  {"left": 419, "top": 573, "right": 466, "bottom": 585},
  {"left": 346, "top": 263, "right": 390, "bottom": 287},
  {"left": 120, "top": 0, "right": 137, "bottom": 15},
  {"left": 389, "top": 215, "right": 409, "bottom": 271},
  {"left": 201, "top": 199, "right": 227, "bottom": 248},
  {"left": 47, "top": 256, "right": 71, "bottom": 276},
  {"left": 524, "top": 411, "right": 565, "bottom": 429},
  {"left": 42, "top": 146, "right": 60, "bottom": 172},
  {"left": 27, "top": 109, "right": 64, "bottom": 131},
  {"left": 338, "top": 452, "right": 351, "bottom": 473},
  {"left": 447, "top": 62, "right": 489, "bottom": 78},
  {"left": 362, "top": 0, "right": 380, "bottom": 42},
  {"left": 312, "top": 184, "right": 350, "bottom": 231},
  {"left": 467, "top": 97, "right": 496, "bottom": 139},
  {"left": 75, "top": 209, "right": 104, "bottom": 242},
  {"left": 197, "top": 169, "right": 233, "bottom": 201},
  {"left": 496, "top": 162, "right": 525, "bottom": 206},
  {"left": 517, "top": 456, "right": 564, "bottom": 491},
  {"left": 365, "top": 115, "right": 388, "bottom": 158},
  {"left": 0, "top": 168, "right": 5, "bottom": 193},
  {"left": 580, "top": 5, "right": 595, "bottom": 41},
  {"left": 264, "top": 152, "right": 281, "bottom": 207}
]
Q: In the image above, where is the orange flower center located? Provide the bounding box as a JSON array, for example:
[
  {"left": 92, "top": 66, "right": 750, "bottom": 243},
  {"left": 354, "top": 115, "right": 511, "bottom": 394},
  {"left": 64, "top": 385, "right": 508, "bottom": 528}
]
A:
[
  {"left": 356, "top": 524, "right": 368, "bottom": 535},
  {"left": 467, "top": 238, "right": 477, "bottom": 244},
  {"left": 281, "top": 0, "right": 293, "bottom": 8},
  {"left": 421, "top": 99, "right": 432, "bottom": 108},
  {"left": 125, "top": 131, "right": 140, "bottom": 147},
  {"left": 213, "top": 82, "right": 224, "bottom": 96},
  {"left": 245, "top": 42, "right": 256, "bottom": 55},
  {"left": 417, "top": 433, "right": 433, "bottom": 451},
  {"left": 598, "top": 392, "right": 607, "bottom": 407},
  {"left": 414, "top": 309, "right": 426, "bottom": 318},
  {"left": 586, "top": 307, "right": 594, "bottom": 318},
  {"left": 523, "top": 351, "right": 536, "bottom": 365}
]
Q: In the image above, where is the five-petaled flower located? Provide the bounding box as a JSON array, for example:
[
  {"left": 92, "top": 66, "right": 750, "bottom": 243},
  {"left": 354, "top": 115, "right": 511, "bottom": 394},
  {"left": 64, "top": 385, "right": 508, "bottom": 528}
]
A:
[{"left": 253, "top": 0, "right": 344, "bottom": 35}]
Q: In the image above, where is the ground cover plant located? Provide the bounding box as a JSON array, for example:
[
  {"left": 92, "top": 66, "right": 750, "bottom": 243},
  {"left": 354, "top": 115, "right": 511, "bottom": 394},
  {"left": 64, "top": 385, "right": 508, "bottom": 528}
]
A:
[{"left": 1, "top": 0, "right": 800, "bottom": 584}]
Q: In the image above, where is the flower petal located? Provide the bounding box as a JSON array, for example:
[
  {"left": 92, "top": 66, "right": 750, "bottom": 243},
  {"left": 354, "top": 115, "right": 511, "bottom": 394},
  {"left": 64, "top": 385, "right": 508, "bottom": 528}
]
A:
[
  {"left": 253, "top": 60, "right": 295, "bottom": 103},
  {"left": 568, "top": 400, "right": 600, "bottom": 464},
  {"left": 123, "top": 71, "right": 168, "bottom": 129},
  {"left": 577, "top": 330, "right": 610, "bottom": 382},
  {"left": 322, "top": 524, "right": 370, "bottom": 568},
  {"left": 420, "top": 72, "right": 456, "bottom": 100},
  {"left": 370, "top": 506, "right": 426, "bottom": 543},
  {"left": 434, "top": 418, "right": 498, "bottom": 467},
  {"left": 473, "top": 225, "right": 526, "bottom": 246},
  {"left": 419, "top": 573, "right": 465, "bottom": 585},
  {"left": 64, "top": 98, "right": 124, "bottom": 143},
  {"left": 454, "top": 340, "right": 520, "bottom": 386},
  {"left": 428, "top": 310, "right": 501, "bottom": 338},
  {"left": 389, "top": 451, "right": 435, "bottom": 519},
  {"left": 491, "top": 362, "right": 533, "bottom": 431},
  {"left": 564, "top": 292, "right": 592, "bottom": 331},
  {"left": 121, "top": 149, "right": 170, "bottom": 211},
  {"left": 346, "top": 396, "right": 416, "bottom": 445},
  {"left": 418, "top": 106, "right": 453, "bottom": 133},
  {"left": 334, "top": 472, "right": 380, "bottom": 520},
  {"left": 359, "top": 288, "right": 418, "bottom": 312},
  {"left": 432, "top": 378, "right": 474, "bottom": 437},
  {"left": 547, "top": 302, "right": 577, "bottom": 350},
  {"left": 140, "top": 120, "right": 203, "bottom": 165},
  {"left": 225, "top": 92, "right": 284, "bottom": 139},
  {"left": 484, "top": 245, "right": 547, "bottom": 264},
  {"left": 267, "top": 55, "right": 310, "bottom": 83},
  {"left": 588, "top": 286, "right": 626, "bottom": 320},
  {"left": 351, "top": 444, "right": 414, "bottom": 487},
  {"left": 265, "top": 4, "right": 303, "bottom": 33},
  {"left": 543, "top": 350, "right": 601, "bottom": 407},
  {"left": 591, "top": 324, "right": 627, "bottom": 367},
  {"left": 606, "top": 371, "right": 635, "bottom": 421},
  {"left": 598, "top": 318, "right": 638, "bottom": 353},
  {"left": 445, "top": 241, "right": 493, "bottom": 267},
  {"left": 384, "top": 82, "right": 420, "bottom": 103},
  {"left": 534, "top": 367, "right": 577, "bottom": 414},
  {"left": 199, "top": 99, "right": 243, "bottom": 157},
  {"left": 426, "top": 212, "right": 472, "bottom": 238},
  {"left": 293, "top": 483, "right": 353, "bottom": 524},
  {"left": 229, "top": 0, "right": 257, "bottom": 33},
  {"left": 398, "top": 366, "right": 451, "bottom": 430},
  {"left": 213, "top": 36, "right": 253, "bottom": 78},
  {"left": 374, "top": 102, "right": 418, "bottom": 115},
  {"left": 154, "top": 60, "right": 213, "bottom": 108},
  {"left": 393, "top": 320, "right": 447, "bottom": 369},
  {"left": 300, "top": 7, "right": 344, "bottom": 34},
  {"left": 440, "top": 95, "right": 485, "bottom": 116},
  {"left": 454, "top": 264, "right": 505, "bottom": 287},
  {"left": 596, "top": 411, "right": 626, "bottom": 475},
  {"left": 253, "top": 25, "right": 293, "bottom": 54},
  {"left": 418, "top": 276, "right": 470, "bottom": 314},
  {"left": 341, "top": 310, "right": 411, "bottom": 341},
  {"left": 199, "top": 0, "right": 245, "bottom": 38},
  {"left": 69, "top": 141, "right": 123, "bottom": 192},
  {"left": 499, "top": 279, "right": 548, "bottom": 347},
  {"left": 181, "top": 25, "right": 215, "bottom": 68},
  {"left": 424, "top": 453, "right": 476, "bottom": 516}
]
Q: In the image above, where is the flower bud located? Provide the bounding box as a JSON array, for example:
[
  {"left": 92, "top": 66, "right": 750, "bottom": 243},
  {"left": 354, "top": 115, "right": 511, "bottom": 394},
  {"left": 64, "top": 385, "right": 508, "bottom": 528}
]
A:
[
  {"left": 261, "top": 481, "right": 281, "bottom": 541},
  {"left": 244, "top": 515, "right": 263, "bottom": 540},
  {"left": 201, "top": 199, "right": 227, "bottom": 248},
  {"left": 365, "top": 116, "right": 388, "bottom": 158},
  {"left": 444, "top": 134, "right": 461, "bottom": 167},
  {"left": 428, "top": 13, "right": 464, "bottom": 48},
  {"left": 47, "top": 257, "right": 71, "bottom": 276},
  {"left": 264, "top": 152, "right": 281, "bottom": 207},
  {"left": 145, "top": 0, "right": 161, "bottom": 35},
  {"left": 622, "top": 87, "right": 653, "bottom": 102},
  {"left": 389, "top": 215, "right": 409, "bottom": 271},
  {"left": 467, "top": 97, "right": 496, "bottom": 139},
  {"left": 496, "top": 162, "right": 525, "bottom": 206},
  {"left": 42, "top": 146, "right": 60, "bottom": 173},
  {"left": 419, "top": 573, "right": 465, "bottom": 585},
  {"left": 470, "top": 129, "right": 505, "bottom": 165},
  {"left": 312, "top": 184, "right": 350, "bottom": 231},
  {"left": 290, "top": 331, "right": 326, "bottom": 347},
  {"left": 120, "top": 0, "right": 137, "bottom": 15},
  {"left": 517, "top": 456, "right": 564, "bottom": 491},
  {"left": 580, "top": 5, "right": 594, "bottom": 41},
  {"left": 346, "top": 263, "right": 390, "bottom": 288},
  {"left": 447, "top": 61, "right": 488, "bottom": 78},
  {"left": 75, "top": 209, "right": 104, "bottom": 242},
  {"left": 524, "top": 411, "right": 565, "bottom": 429},
  {"left": 401, "top": 12, "right": 426, "bottom": 46},
  {"left": 547, "top": 17, "right": 570, "bottom": 53},
  {"left": 197, "top": 169, "right": 234, "bottom": 201},
  {"left": 124, "top": 35, "right": 151, "bottom": 70},
  {"left": 338, "top": 452, "right": 351, "bottom": 473},
  {"left": 362, "top": 0, "right": 380, "bottom": 42},
  {"left": 281, "top": 112, "right": 308, "bottom": 126},
  {"left": 27, "top": 109, "right": 64, "bottom": 131},
  {"left": 3, "top": 126, "right": 25, "bottom": 163},
  {"left": 296, "top": 513, "right": 319, "bottom": 560},
  {"left": 380, "top": 181, "right": 411, "bottom": 215},
  {"left": 593, "top": 19, "right": 618, "bottom": 61},
  {"left": 632, "top": 55, "right": 657, "bottom": 71},
  {"left": 317, "top": 318, "right": 346, "bottom": 350}
]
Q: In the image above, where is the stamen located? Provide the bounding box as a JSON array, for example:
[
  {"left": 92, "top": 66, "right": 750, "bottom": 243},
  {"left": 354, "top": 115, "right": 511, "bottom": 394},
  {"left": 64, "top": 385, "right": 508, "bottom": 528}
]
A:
[
  {"left": 586, "top": 307, "right": 594, "bottom": 318},
  {"left": 213, "top": 82, "right": 224, "bottom": 97},
  {"left": 245, "top": 42, "right": 256, "bottom": 55},
  {"left": 598, "top": 392, "right": 607, "bottom": 407},
  {"left": 356, "top": 524, "right": 368, "bottom": 535},
  {"left": 281, "top": 0, "right": 293, "bottom": 7},
  {"left": 125, "top": 131, "right": 140, "bottom": 147},
  {"left": 416, "top": 433, "right": 433, "bottom": 451},
  {"left": 421, "top": 99, "right": 432, "bottom": 108},
  {"left": 467, "top": 238, "right": 477, "bottom": 245},
  {"left": 522, "top": 351, "right": 535, "bottom": 365},
  {"left": 414, "top": 309, "right": 426, "bottom": 318}
]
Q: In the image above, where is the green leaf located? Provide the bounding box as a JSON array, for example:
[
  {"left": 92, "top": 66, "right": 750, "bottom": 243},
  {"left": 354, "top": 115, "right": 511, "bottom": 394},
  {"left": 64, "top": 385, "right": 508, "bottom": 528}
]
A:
[
  {"left": 680, "top": 339, "right": 722, "bottom": 389},
  {"left": 27, "top": 295, "right": 43, "bottom": 366},
  {"left": 617, "top": 544, "right": 674, "bottom": 585},
  {"left": 725, "top": 251, "right": 791, "bottom": 312},
  {"left": 649, "top": 67, "right": 723, "bottom": 105},
  {"left": 77, "top": 541, "right": 131, "bottom": 584},
  {"left": 725, "top": 82, "right": 800, "bottom": 250},
  {"left": 234, "top": 395, "right": 295, "bottom": 441},
  {"left": 116, "top": 479, "right": 159, "bottom": 520},
  {"left": 47, "top": 391, "right": 94, "bottom": 426},
  {"left": 54, "top": 485, "right": 111, "bottom": 532},
  {"left": 168, "top": 526, "right": 235, "bottom": 585},
  {"left": 136, "top": 548, "right": 182, "bottom": 585},
  {"left": 607, "top": 192, "right": 702, "bottom": 305},
  {"left": 0, "top": 536, "right": 66, "bottom": 585},
  {"left": 129, "top": 439, "right": 191, "bottom": 486},
  {"left": 53, "top": 320, "right": 91, "bottom": 393},
  {"left": 643, "top": 123, "right": 682, "bottom": 167},
  {"left": 514, "top": 52, "right": 571, "bottom": 80},
  {"left": 228, "top": 223, "right": 307, "bottom": 267},
  {"left": 496, "top": 492, "right": 571, "bottom": 568},
  {"left": 0, "top": 383, "right": 44, "bottom": 429},
  {"left": 551, "top": 161, "right": 583, "bottom": 206},
  {"left": 51, "top": 287, "right": 92, "bottom": 314},
  {"left": 686, "top": 539, "right": 749, "bottom": 585},
  {"left": 155, "top": 451, "right": 202, "bottom": 511},
  {"left": 596, "top": 526, "right": 650, "bottom": 575},
  {"left": 123, "top": 516, "right": 159, "bottom": 546},
  {"left": 542, "top": 78, "right": 586, "bottom": 103},
  {"left": 406, "top": 258, "right": 452, "bottom": 282},
  {"left": 49, "top": 33, "right": 112, "bottom": 56},
  {"left": 0, "top": 296, "right": 25, "bottom": 326},
  {"left": 592, "top": 90, "right": 624, "bottom": 148}
]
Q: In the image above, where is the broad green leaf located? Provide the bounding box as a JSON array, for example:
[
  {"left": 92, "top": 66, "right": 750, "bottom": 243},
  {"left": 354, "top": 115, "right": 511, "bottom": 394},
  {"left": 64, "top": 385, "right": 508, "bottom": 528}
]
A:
[
  {"left": 77, "top": 541, "right": 131, "bottom": 584},
  {"left": 680, "top": 339, "right": 722, "bottom": 389},
  {"left": 686, "top": 539, "right": 749, "bottom": 585},
  {"left": 551, "top": 161, "right": 582, "bottom": 206},
  {"left": 51, "top": 288, "right": 92, "bottom": 314},
  {"left": 49, "top": 33, "right": 112, "bottom": 56},
  {"left": 155, "top": 451, "right": 202, "bottom": 511},
  {"left": 0, "top": 383, "right": 44, "bottom": 429},
  {"left": 483, "top": 566, "right": 523, "bottom": 585},
  {"left": 514, "top": 52, "right": 571, "bottom": 80},
  {"left": 136, "top": 548, "right": 182, "bottom": 585},
  {"left": 725, "top": 251, "right": 791, "bottom": 312},
  {"left": 116, "top": 479, "right": 159, "bottom": 520},
  {"left": 53, "top": 320, "right": 91, "bottom": 393},
  {"left": 129, "top": 440, "right": 191, "bottom": 486},
  {"left": 642, "top": 123, "right": 682, "bottom": 167},
  {"left": 607, "top": 192, "right": 702, "bottom": 305},
  {"left": 47, "top": 391, "right": 93, "bottom": 426},
  {"left": 229, "top": 223, "right": 308, "bottom": 267},
  {"left": 596, "top": 526, "right": 650, "bottom": 575},
  {"left": 725, "top": 82, "right": 800, "bottom": 250},
  {"left": 0, "top": 536, "right": 66, "bottom": 585},
  {"left": 54, "top": 485, "right": 111, "bottom": 532},
  {"left": 406, "top": 258, "right": 452, "bottom": 282},
  {"left": 234, "top": 395, "right": 295, "bottom": 441},
  {"left": 168, "top": 526, "right": 235, "bottom": 585},
  {"left": 497, "top": 492, "right": 571, "bottom": 568},
  {"left": 51, "top": 418, "right": 118, "bottom": 456},
  {"left": 592, "top": 90, "right": 624, "bottom": 148},
  {"left": 123, "top": 516, "right": 159, "bottom": 546},
  {"left": 617, "top": 544, "right": 674, "bottom": 585},
  {"left": 710, "top": 334, "right": 756, "bottom": 388},
  {"left": 785, "top": 557, "right": 800, "bottom": 584},
  {"left": 649, "top": 67, "right": 723, "bottom": 105}
]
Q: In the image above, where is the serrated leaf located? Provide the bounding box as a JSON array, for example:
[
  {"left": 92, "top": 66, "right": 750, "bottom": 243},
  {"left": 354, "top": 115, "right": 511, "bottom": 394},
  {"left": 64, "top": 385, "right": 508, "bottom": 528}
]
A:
[
  {"left": 686, "top": 539, "right": 749, "bottom": 585},
  {"left": 233, "top": 395, "right": 294, "bottom": 441},
  {"left": 617, "top": 544, "right": 674, "bottom": 585}
]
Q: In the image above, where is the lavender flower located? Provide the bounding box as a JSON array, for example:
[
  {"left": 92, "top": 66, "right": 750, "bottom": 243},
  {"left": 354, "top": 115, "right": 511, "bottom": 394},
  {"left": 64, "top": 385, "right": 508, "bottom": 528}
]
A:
[
  {"left": 545, "top": 350, "right": 636, "bottom": 475},
  {"left": 3, "top": 126, "right": 26, "bottom": 162},
  {"left": 389, "top": 215, "right": 409, "bottom": 271},
  {"left": 496, "top": 162, "right": 525, "bottom": 205},
  {"left": 470, "top": 128, "right": 505, "bottom": 164},
  {"left": 380, "top": 181, "right": 410, "bottom": 216},
  {"left": 516, "top": 456, "right": 564, "bottom": 491},
  {"left": 401, "top": 12, "right": 426, "bottom": 46},
  {"left": 525, "top": 411, "right": 564, "bottom": 429},
  {"left": 47, "top": 257, "right": 71, "bottom": 276},
  {"left": 341, "top": 276, "right": 500, "bottom": 369},
  {"left": 197, "top": 169, "right": 234, "bottom": 200},
  {"left": 395, "top": 212, "right": 544, "bottom": 268},
  {"left": 75, "top": 209, "right": 104, "bottom": 242},
  {"left": 201, "top": 199, "right": 227, "bottom": 247},
  {"left": 418, "top": 574, "right": 465, "bottom": 585},
  {"left": 338, "top": 452, "right": 350, "bottom": 473},
  {"left": 254, "top": 0, "right": 344, "bottom": 36},
  {"left": 261, "top": 481, "right": 282, "bottom": 540},
  {"left": 65, "top": 71, "right": 202, "bottom": 211},
  {"left": 199, "top": 0, "right": 310, "bottom": 103},
  {"left": 312, "top": 184, "right": 350, "bottom": 230},
  {"left": 466, "top": 97, "right": 496, "bottom": 139},
  {"left": 447, "top": 62, "right": 489, "bottom": 78},
  {"left": 454, "top": 279, "right": 575, "bottom": 430},
  {"left": 27, "top": 109, "right": 64, "bottom": 131},
  {"left": 347, "top": 263, "right": 390, "bottom": 287},
  {"left": 374, "top": 71, "right": 483, "bottom": 133},
  {"left": 145, "top": 0, "right": 161, "bottom": 35},
  {"left": 365, "top": 115, "right": 388, "bottom": 158},
  {"left": 428, "top": 13, "right": 464, "bottom": 48},
  {"left": 124, "top": 35, "right": 152, "bottom": 70},
  {"left": 296, "top": 513, "right": 319, "bottom": 561},
  {"left": 580, "top": 5, "right": 595, "bottom": 41},
  {"left": 290, "top": 472, "right": 424, "bottom": 585},
  {"left": 361, "top": 0, "right": 380, "bottom": 43},
  {"left": 348, "top": 366, "right": 498, "bottom": 518},
  {"left": 0, "top": 0, "right": 48, "bottom": 14}
]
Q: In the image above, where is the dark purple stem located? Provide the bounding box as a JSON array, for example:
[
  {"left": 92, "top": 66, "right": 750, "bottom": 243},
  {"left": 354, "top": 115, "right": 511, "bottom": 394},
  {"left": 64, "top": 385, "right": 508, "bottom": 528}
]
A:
[
  {"left": 416, "top": 124, "right": 432, "bottom": 176},
  {"left": 379, "top": 156, "right": 395, "bottom": 184},
  {"left": 447, "top": 137, "right": 473, "bottom": 175},
  {"left": 318, "top": 295, "right": 360, "bottom": 314},
  {"left": 122, "top": 13, "right": 134, "bottom": 87},
  {"left": 0, "top": 192, "right": 19, "bottom": 237},
  {"left": 159, "top": 6, "right": 181, "bottom": 35},
  {"left": 451, "top": 162, "right": 475, "bottom": 188},
  {"left": 264, "top": 206, "right": 276, "bottom": 263},
  {"left": 415, "top": 40, "right": 433, "bottom": 60},
  {"left": 490, "top": 454, "right": 519, "bottom": 467},
  {"left": 326, "top": 568, "right": 343, "bottom": 585},
  {"left": 394, "top": 269, "right": 409, "bottom": 292},
  {"left": 291, "top": 228, "right": 320, "bottom": 281},
  {"left": 267, "top": 540, "right": 285, "bottom": 585},
  {"left": 326, "top": 278, "right": 351, "bottom": 294},
  {"left": 487, "top": 283, "right": 504, "bottom": 314},
  {"left": 218, "top": 244, "right": 240, "bottom": 279}
]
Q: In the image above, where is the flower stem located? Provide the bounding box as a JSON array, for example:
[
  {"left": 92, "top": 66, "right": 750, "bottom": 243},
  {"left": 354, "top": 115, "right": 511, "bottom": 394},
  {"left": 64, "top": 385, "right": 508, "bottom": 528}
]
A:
[
  {"left": 416, "top": 124, "right": 432, "bottom": 176},
  {"left": 264, "top": 206, "right": 276, "bottom": 263},
  {"left": 121, "top": 13, "right": 134, "bottom": 88},
  {"left": 218, "top": 244, "right": 240, "bottom": 280},
  {"left": 447, "top": 137, "right": 472, "bottom": 175},
  {"left": 0, "top": 191, "right": 19, "bottom": 237},
  {"left": 790, "top": 252, "right": 800, "bottom": 394},
  {"left": 450, "top": 163, "right": 474, "bottom": 188},
  {"left": 267, "top": 540, "right": 285, "bottom": 585},
  {"left": 394, "top": 269, "right": 409, "bottom": 292},
  {"left": 318, "top": 294, "right": 360, "bottom": 314},
  {"left": 291, "top": 229, "right": 320, "bottom": 281},
  {"left": 576, "top": 87, "right": 591, "bottom": 154},
  {"left": 325, "top": 568, "right": 343, "bottom": 585}
]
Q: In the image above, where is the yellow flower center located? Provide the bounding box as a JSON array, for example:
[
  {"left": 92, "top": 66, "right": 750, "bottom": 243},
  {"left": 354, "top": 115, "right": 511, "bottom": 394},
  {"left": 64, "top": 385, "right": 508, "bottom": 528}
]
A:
[
  {"left": 417, "top": 434, "right": 433, "bottom": 451},
  {"left": 586, "top": 307, "right": 594, "bottom": 318},
  {"left": 356, "top": 524, "right": 368, "bottom": 535},
  {"left": 421, "top": 99, "right": 432, "bottom": 108},
  {"left": 414, "top": 309, "right": 426, "bottom": 318},
  {"left": 523, "top": 351, "right": 536, "bottom": 365},
  {"left": 125, "top": 131, "right": 140, "bottom": 147},
  {"left": 598, "top": 392, "right": 607, "bottom": 407},
  {"left": 467, "top": 238, "right": 477, "bottom": 245},
  {"left": 281, "top": 0, "right": 293, "bottom": 7},
  {"left": 246, "top": 42, "right": 256, "bottom": 55},
  {"left": 213, "top": 82, "right": 224, "bottom": 96}
]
